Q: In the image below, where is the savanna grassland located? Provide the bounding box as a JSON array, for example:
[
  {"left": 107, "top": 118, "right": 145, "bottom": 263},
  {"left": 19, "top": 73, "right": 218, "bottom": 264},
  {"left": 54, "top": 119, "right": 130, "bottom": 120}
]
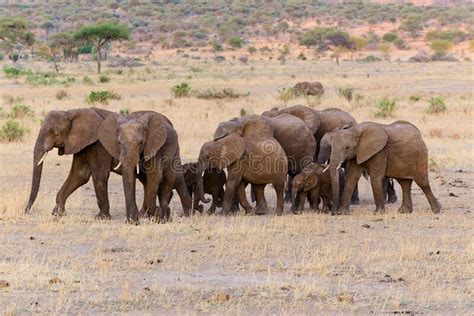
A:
[{"left": 0, "top": 58, "right": 472, "bottom": 314}]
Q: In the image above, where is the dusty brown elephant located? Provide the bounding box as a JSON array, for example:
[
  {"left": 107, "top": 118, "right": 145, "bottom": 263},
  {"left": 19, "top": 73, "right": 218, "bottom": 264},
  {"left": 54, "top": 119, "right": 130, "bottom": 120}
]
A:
[
  {"left": 24, "top": 107, "right": 118, "bottom": 219},
  {"left": 318, "top": 129, "right": 398, "bottom": 205},
  {"left": 98, "top": 111, "right": 192, "bottom": 223},
  {"left": 200, "top": 115, "right": 288, "bottom": 215},
  {"left": 182, "top": 162, "right": 211, "bottom": 214},
  {"left": 291, "top": 163, "right": 342, "bottom": 213},
  {"left": 327, "top": 121, "right": 441, "bottom": 214},
  {"left": 294, "top": 81, "right": 324, "bottom": 97}
]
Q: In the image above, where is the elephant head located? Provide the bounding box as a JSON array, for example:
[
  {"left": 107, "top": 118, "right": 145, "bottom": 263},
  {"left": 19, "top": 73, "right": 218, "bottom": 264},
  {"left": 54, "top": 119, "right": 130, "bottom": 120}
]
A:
[
  {"left": 198, "top": 132, "right": 245, "bottom": 172},
  {"left": 291, "top": 171, "right": 319, "bottom": 203},
  {"left": 98, "top": 112, "right": 169, "bottom": 220},
  {"left": 214, "top": 115, "right": 273, "bottom": 140},
  {"left": 317, "top": 130, "right": 336, "bottom": 164},
  {"left": 329, "top": 123, "right": 388, "bottom": 210},
  {"left": 262, "top": 105, "right": 320, "bottom": 136},
  {"left": 25, "top": 108, "right": 105, "bottom": 213}
]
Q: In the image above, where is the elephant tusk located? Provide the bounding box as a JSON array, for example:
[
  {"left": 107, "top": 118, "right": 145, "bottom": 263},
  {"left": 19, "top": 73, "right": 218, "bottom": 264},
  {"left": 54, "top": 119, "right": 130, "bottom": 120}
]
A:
[
  {"left": 136, "top": 162, "right": 140, "bottom": 174},
  {"left": 113, "top": 161, "right": 122, "bottom": 170},
  {"left": 37, "top": 152, "right": 48, "bottom": 166},
  {"left": 322, "top": 165, "right": 330, "bottom": 173},
  {"left": 336, "top": 163, "right": 342, "bottom": 170}
]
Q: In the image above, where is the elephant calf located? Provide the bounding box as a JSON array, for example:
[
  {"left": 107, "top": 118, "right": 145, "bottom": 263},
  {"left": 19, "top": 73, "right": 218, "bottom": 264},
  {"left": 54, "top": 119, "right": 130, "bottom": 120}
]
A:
[
  {"left": 294, "top": 81, "right": 324, "bottom": 97},
  {"left": 291, "top": 163, "right": 344, "bottom": 213}
]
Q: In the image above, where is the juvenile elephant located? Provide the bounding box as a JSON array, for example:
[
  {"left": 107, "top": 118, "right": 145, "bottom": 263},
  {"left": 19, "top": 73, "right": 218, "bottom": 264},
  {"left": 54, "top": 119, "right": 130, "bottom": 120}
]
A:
[
  {"left": 25, "top": 107, "right": 117, "bottom": 219},
  {"left": 182, "top": 162, "right": 211, "bottom": 214},
  {"left": 328, "top": 121, "right": 441, "bottom": 214},
  {"left": 294, "top": 81, "right": 324, "bottom": 97},
  {"left": 291, "top": 163, "right": 342, "bottom": 213},
  {"left": 200, "top": 115, "right": 288, "bottom": 215},
  {"left": 98, "top": 111, "right": 191, "bottom": 223}
]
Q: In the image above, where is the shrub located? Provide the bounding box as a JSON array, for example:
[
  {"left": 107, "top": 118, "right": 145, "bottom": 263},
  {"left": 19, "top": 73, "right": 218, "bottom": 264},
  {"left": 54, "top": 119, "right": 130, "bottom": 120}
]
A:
[
  {"left": 86, "top": 90, "right": 121, "bottom": 104},
  {"left": 194, "top": 88, "right": 249, "bottom": 100},
  {"left": 394, "top": 38, "right": 409, "bottom": 50},
  {"left": 0, "top": 120, "right": 29, "bottom": 142},
  {"left": 119, "top": 108, "right": 130, "bottom": 115},
  {"left": 374, "top": 97, "right": 396, "bottom": 118},
  {"left": 360, "top": 55, "right": 381, "bottom": 63},
  {"left": 382, "top": 32, "right": 398, "bottom": 42},
  {"left": 426, "top": 97, "right": 448, "bottom": 114},
  {"left": 2, "top": 96, "right": 24, "bottom": 105},
  {"left": 99, "top": 74, "right": 110, "bottom": 83},
  {"left": 9, "top": 103, "right": 34, "bottom": 119},
  {"left": 238, "top": 56, "right": 248, "bottom": 64},
  {"left": 228, "top": 36, "right": 244, "bottom": 48},
  {"left": 297, "top": 52, "right": 307, "bottom": 60},
  {"left": 170, "top": 83, "right": 191, "bottom": 98},
  {"left": 409, "top": 95, "right": 421, "bottom": 102},
  {"left": 56, "top": 89, "right": 69, "bottom": 100},
  {"left": 337, "top": 87, "right": 354, "bottom": 102},
  {"left": 247, "top": 46, "right": 257, "bottom": 54},
  {"left": 83, "top": 76, "right": 93, "bottom": 84},
  {"left": 3, "top": 66, "right": 22, "bottom": 77},
  {"left": 277, "top": 87, "right": 299, "bottom": 105}
]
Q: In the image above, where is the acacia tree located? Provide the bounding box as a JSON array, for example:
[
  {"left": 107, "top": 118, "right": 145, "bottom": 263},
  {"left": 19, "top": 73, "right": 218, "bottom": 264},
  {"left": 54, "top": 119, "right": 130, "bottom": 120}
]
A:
[
  {"left": 74, "top": 22, "right": 129, "bottom": 74},
  {"left": 38, "top": 32, "right": 77, "bottom": 74},
  {"left": 0, "top": 17, "right": 35, "bottom": 62}
]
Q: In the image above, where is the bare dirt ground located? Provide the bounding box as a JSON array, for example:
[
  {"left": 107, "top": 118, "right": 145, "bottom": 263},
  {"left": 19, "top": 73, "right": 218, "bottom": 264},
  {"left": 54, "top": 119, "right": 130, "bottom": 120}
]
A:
[{"left": 0, "top": 59, "right": 472, "bottom": 313}]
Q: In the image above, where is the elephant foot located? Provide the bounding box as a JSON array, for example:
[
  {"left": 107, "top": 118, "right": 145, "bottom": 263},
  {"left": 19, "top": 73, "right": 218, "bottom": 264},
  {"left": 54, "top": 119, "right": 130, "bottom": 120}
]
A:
[
  {"left": 333, "top": 207, "right": 351, "bottom": 216},
  {"left": 254, "top": 206, "right": 268, "bottom": 215},
  {"left": 350, "top": 198, "right": 360, "bottom": 205},
  {"left": 125, "top": 218, "right": 140, "bottom": 225},
  {"left": 52, "top": 205, "right": 65, "bottom": 217},
  {"left": 95, "top": 212, "right": 111, "bottom": 220},
  {"left": 387, "top": 195, "right": 397, "bottom": 204},
  {"left": 431, "top": 201, "right": 441, "bottom": 214},
  {"left": 373, "top": 206, "right": 386, "bottom": 215},
  {"left": 398, "top": 205, "right": 413, "bottom": 214},
  {"left": 195, "top": 204, "right": 204, "bottom": 213},
  {"left": 206, "top": 207, "right": 216, "bottom": 215}
]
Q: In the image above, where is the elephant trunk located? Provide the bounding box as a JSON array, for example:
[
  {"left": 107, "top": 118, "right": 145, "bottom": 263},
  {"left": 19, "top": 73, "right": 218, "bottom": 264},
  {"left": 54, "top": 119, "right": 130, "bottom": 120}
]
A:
[
  {"left": 197, "top": 177, "right": 210, "bottom": 203},
  {"left": 25, "top": 135, "right": 48, "bottom": 213},
  {"left": 121, "top": 154, "right": 140, "bottom": 222},
  {"left": 316, "top": 145, "right": 331, "bottom": 164},
  {"left": 329, "top": 165, "right": 340, "bottom": 213}
]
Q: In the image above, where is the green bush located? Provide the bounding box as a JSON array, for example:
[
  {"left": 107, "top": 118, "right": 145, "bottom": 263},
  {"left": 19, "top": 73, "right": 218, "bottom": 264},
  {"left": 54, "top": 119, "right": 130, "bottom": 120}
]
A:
[
  {"left": 9, "top": 103, "right": 34, "bottom": 119},
  {"left": 382, "top": 32, "right": 398, "bottom": 42},
  {"left": 374, "top": 97, "right": 396, "bottom": 118},
  {"left": 426, "top": 97, "right": 447, "bottom": 114},
  {"left": 0, "top": 120, "right": 29, "bottom": 142},
  {"left": 83, "top": 76, "right": 93, "bottom": 84},
  {"left": 337, "top": 87, "right": 354, "bottom": 102},
  {"left": 99, "top": 74, "right": 110, "bottom": 83},
  {"left": 194, "top": 88, "right": 249, "bottom": 100},
  {"left": 25, "top": 71, "right": 75, "bottom": 86},
  {"left": 170, "top": 82, "right": 191, "bottom": 98},
  {"left": 228, "top": 36, "right": 244, "bottom": 48},
  {"left": 3, "top": 66, "right": 31, "bottom": 77},
  {"left": 360, "top": 55, "right": 381, "bottom": 63},
  {"left": 409, "top": 94, "right": 421, "bottom": 102},
  {"left": 86, "top": 90, "right": 121, "bottom": 104},
  {"left": 119, "top": 108, "right": 130, "bottom": 115},
  {"left": 56, "top": 89, "right": 69, "bottom": 100}
]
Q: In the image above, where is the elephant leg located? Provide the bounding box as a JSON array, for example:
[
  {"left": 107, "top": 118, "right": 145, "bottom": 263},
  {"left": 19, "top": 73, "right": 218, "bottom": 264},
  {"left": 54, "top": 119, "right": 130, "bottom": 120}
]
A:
[
  {"left": 397, "top": 179, "right": 413, "bottom": 214},
  {"left": 174, "top": 168, "right": 193, "bottom": 217},
  {"left": 237, "top": 183, "right": 253, "bottom": 214},
  {"left": 136, "top": 171, "right": 149, "bottom": 218},
  {"left": 339, "top": 164, "right": 363, "bottom": 214},
  {"left": 274, "top": 182, "right": 285, "bottom": 216},
  {"left": 284, "top": 174, "right": 294, "bottom": 203},
  {"left": 253, "top": 184, "right": 268, "bottom": 215},
  {"left": 54, "top": 154, "right": 91, "bottom": 216},
  {"left": 90, "top": 164, "right": 111, "bottom": 220},
  {"left": 309, "top": 187, "right": 321, "bottom": 212},
  {"left": 222, "top": 170, "right": 242, "bottom": 215},
  {"left": 207, "top": 190, "right": 220, "bottom": 214},
  {"left": 369, "top": 174, "right": 386, "bottom": 214},
  {"left": 321, "top": 195, "right": 330, "bottom": 213},
  {"left": 414, "top": 174, "right": 441, "bottom": 214},
  {"left": 350, "top": 183, "right": 360, "bottom": 205},
  {"left": 158, "top": 170, "right": 176, "bottom": 222},
  {"left": 387, "top": 178, "right": 397, "bottom": 204},
  {"left": 292, "top": 191, "right": 306, "bottom": 214}
]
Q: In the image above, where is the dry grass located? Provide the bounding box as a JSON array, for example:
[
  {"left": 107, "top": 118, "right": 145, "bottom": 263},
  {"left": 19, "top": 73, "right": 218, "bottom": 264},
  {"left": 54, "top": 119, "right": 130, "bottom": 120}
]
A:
[{"left": 0, "top": 59, "right": 472, "bottom": 313}]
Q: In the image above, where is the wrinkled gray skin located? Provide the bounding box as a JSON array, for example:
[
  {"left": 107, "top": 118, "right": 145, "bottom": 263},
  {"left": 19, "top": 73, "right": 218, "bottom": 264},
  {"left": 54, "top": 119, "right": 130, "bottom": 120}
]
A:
[
  {"left": 318, "top": 130, "right": 398, "bottom": 205},
  {"left": 202, "top": 115, "right": 288, "bottom": 216},
  {"left": 25, "top": 107, "right": 118, "bottom": 219},
  {"left": 328, "top": 121, "right": 441, "bottom": 214},
  {"left": 294, "top": 81, "right": 324, "bottom": 97},
  {"left": 98, "top": 111, "right": 192, "bottom": 223},
  {"left": 291, "top": 163, "right": 345, "bottom": 213}
]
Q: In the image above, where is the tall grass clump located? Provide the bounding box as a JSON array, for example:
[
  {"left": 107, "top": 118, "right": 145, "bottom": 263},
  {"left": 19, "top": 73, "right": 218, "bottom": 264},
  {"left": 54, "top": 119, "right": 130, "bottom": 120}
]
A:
[
  {"left": 277, "top": 87, "right": 300, "bottom": 105},
  {"left": 86, "top": 90, "right": 121, "bottom": 105},
  {"left": 337, "top": 86, "right": 354, "bottom": 102},
  {"left": 0, "top": 120, "right": 29, "bottom": 142},
  {"left": 374, "top": 97, "right": 396, "bottom": 118},
  {"left": 426, "top": 96, "right": 448, "bottom": 114},
  {"left": 171, "top": 82, "right": 191, "bottom": 98}
]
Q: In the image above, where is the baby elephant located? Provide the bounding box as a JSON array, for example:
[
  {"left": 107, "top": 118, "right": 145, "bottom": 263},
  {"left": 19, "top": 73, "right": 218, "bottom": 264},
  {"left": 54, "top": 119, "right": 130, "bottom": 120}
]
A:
[
  {"left": 291, "top": 163, "right": 343, "bottom": 213},
  {"left": 183, "top": 162, "right": 227, "bottom": 214}
]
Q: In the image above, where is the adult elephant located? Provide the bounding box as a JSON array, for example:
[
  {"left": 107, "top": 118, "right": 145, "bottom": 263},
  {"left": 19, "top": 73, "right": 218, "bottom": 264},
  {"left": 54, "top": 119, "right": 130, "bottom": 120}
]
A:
[
  {"left": 294, "top": 81, "right": 324, "bottom": 97},
  {"left": 327, "top": 121, "right": 441, "bottom": 214},
  {"left": 98, "top": 111, "right": 191, "bottom": 223},
  {"left": 201, "top": 115, "right": 288, "bottom": 215},
  {"left": 24, "top": 107, "right": 117, "bottom": 219},
  {"left": 216, "top": 113, "right": 316, "bottom": 209}
]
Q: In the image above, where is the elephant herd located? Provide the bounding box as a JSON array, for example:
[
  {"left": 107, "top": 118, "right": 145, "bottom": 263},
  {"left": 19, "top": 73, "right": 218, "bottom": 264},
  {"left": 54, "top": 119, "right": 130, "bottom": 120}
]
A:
[{"left": 24, "top": 104, "right": 441, "bottom": 224}]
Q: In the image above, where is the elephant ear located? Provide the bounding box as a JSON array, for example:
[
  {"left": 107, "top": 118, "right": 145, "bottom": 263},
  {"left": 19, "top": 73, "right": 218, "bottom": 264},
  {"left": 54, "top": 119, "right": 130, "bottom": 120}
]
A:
[
  {"left": 98, "top": 113, "right": 121, "bottom": 160},
  {"left": 143, "top": 113, "right": 168, "bottom": 161},
  {"left": 241, "top": 115, "right": 273, "bottom": 138},
  {"left": 214, "top": 118, "right": 242, "bottom": 140},
  {"left": 303, "top": 174, "right": 318, "bottom": 191},
  {"left": 356, "top": 125, "right": 388, "bottom": 164},
  {"left": 217, "top": 133, "right": 245, "bottom": 169},
  {"left": 63, "top": 108, "right": 104, "bottom": 155}
]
